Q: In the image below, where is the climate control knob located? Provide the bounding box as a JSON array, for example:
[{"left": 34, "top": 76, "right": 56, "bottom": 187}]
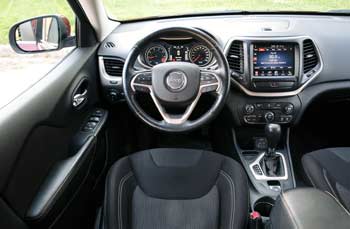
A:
[
  {"left": 284, "top": 104, "right": 294, "bottom": 115},
  {"left": 265, "top": 112, "right": 275, "bottom": 122},
  {"left": 245, "top": 104, "right": 255, "bottom": 114}
]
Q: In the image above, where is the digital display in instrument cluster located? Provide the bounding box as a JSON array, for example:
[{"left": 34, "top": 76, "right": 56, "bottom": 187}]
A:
[
  {"left": 143, "top": 41, "right": 212, "bottom": 67},
  {"left": 168, "top": 45, "right": 190, "bottom": 62}
]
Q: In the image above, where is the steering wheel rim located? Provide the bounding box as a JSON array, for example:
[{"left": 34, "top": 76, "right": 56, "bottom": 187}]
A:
[{"left": 123, "top": 27, "right": 230, "bottom": 132}]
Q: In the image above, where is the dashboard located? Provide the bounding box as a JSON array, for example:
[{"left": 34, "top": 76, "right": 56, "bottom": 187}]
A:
[
  {"left": 139, "top": 39, "right": 214, "bottom": 67},
  {"left": 97, "top": 14, "right": 350, "bottom": 126}
]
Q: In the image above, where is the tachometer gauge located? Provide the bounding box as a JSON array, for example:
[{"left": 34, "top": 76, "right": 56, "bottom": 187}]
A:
[
  {"left": 189, "top": 45, "right": 212, "bottom": 66},
  {"left": 145, "top": 45, "right": 168, "bottom": 66}
]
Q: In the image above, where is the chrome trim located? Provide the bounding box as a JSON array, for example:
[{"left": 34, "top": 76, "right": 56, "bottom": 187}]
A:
[
  {"left": 73, "top": 89, "right": 87, "bottom": 107},
  {"left": 130, "top": 71, "right": 221, "bottom": 125},
  {"left": 249, "top": 152, "right": 289, "bottom": 181},
  {"left": 98, "top": 56, "right": 123, "bottom": 88},
  {"left": 224, "top": 36, "right": 323, "bottom": 97}
]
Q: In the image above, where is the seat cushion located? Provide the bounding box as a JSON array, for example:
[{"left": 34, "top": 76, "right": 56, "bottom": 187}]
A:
[
  {"left": 302, "top": 147, "right": 350, "bottom": 210},
  {"left": 103, "top": 148, "right": 249, "bottom": 229}
]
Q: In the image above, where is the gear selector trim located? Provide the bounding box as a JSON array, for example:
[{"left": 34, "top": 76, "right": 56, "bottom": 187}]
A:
[{"left": 249, "top": 152, "right": 288, "bottom": 180}]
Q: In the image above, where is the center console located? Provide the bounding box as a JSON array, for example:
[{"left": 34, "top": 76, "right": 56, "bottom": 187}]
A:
[{"left": 224, "top": 36, "right": 323, "bottom": 223}]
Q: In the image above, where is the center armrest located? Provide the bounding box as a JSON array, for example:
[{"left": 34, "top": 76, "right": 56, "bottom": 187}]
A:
[{"left": 269, "top": 188, "right": 350, "bottom": 229}]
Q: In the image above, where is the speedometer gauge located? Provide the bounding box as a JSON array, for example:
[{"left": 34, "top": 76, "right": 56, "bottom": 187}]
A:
[
  {"left": 145, "top": 45, "right": 168, "bottom": 66},
  {"left": 189, "top": 45, "right": 212, "bottom": 66}
]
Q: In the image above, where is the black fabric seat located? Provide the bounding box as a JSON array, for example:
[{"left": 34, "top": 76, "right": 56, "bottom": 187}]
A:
[
  {"left": 102, "top": 148, "right": 249, "bottom": 229},
  {"left": 302, "top": 147, "right": 350, "bottom": 210}
]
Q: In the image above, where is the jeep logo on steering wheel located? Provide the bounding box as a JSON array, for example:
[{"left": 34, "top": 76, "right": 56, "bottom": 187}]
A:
[{"left": 165, "top": 71, "right": 187, "bottom": 92}]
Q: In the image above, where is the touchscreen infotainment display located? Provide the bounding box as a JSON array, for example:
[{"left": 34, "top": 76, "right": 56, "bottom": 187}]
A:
[{"left": 252, "top": 43, "right": 295, "bottom": 77}]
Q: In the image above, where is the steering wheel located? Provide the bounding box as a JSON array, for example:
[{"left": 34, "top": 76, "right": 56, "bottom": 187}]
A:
[{"left": 123, "top": 27, "right": 230, "bottom": 132}]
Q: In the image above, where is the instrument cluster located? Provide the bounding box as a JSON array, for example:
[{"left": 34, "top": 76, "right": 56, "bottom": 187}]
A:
[{"left": 140, "top": 39, "right": 213, "bottom": 67}]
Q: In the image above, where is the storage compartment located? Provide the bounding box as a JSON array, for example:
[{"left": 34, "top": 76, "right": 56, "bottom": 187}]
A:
[{"left": 253, "top": 196, "right": 275, "bottom": 217}]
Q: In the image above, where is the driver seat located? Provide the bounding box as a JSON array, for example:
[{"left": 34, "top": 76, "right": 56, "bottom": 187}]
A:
[{"left": 102, "top": 148, "right": 249, "bottom": 229}]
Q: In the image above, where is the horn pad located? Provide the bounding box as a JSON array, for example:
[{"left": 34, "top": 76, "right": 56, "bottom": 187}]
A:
[{"left": 152, "top": 62, "right": 200, "bottom": 103}]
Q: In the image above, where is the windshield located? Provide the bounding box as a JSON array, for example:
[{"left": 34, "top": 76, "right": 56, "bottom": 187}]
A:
[{"left": 103, "top": 0, "right": 350, "bottom": 21}]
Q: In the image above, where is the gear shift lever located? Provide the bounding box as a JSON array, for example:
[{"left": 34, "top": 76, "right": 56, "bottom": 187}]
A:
[
  {"left": 265, "top": 123, "right": 281, "bottom": 156},
  {"left": 262, "top": 123, "right": 282, "bottom": 176}
]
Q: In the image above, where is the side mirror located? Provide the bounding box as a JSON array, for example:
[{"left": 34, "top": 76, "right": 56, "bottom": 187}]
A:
[{"left": 9, "top": 15, "right": 75, "bottom": 54}]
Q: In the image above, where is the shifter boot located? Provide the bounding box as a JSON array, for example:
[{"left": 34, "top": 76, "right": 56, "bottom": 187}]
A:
[{"left": 261, "top": 155, "right": 283, "bottom": 177}]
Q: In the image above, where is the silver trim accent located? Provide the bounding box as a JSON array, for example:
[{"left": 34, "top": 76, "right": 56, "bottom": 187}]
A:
[
  {"left": 73, "top": 89, "right": 87, "bottom": 107},
  {"left": 249, "top": 152, "right": 288, "bottom": 181},
  {"left": 98, "top": 56, "right": 123, "bottom": 88},
  {"left": 224, "top": 36, "right": 324, "bottom": 97},
  {"left": 130, "top": 71, "right": 221, "bottom": 125}
]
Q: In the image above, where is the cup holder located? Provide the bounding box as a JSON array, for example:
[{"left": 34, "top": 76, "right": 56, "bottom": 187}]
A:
[{"left": 254, "top": 196, "right": 275, "bottom": 217}]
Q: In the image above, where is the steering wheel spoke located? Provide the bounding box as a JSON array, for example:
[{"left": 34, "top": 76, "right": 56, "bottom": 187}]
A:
[
  {"left": 200, "top": 71, "right": 221, "bottom": 93},
  {"left": 131, "top": 70, "right": 152, "bottom": 93},
  {"left": 149, "top": 90, "right": 202, "bottom": 125}
]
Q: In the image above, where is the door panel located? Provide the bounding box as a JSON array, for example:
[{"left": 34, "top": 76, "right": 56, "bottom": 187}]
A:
[{"left": 0, "top": 45, "right": 105, "bottom": 228}]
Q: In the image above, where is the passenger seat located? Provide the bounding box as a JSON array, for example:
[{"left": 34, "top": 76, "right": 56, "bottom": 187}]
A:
[{"left": 302, "top": 148, "right": 350, "bottom": 210}]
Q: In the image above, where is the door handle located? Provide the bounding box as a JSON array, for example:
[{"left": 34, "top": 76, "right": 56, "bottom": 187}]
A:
[{"left": 73, "top": 89, "right": 87, "bottom": 107}]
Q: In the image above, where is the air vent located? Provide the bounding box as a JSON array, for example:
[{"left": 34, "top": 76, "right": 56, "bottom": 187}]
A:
[
  {"left": 303, "top": 39, "right": 318, "bottom": 73},
  {"left": 103, "top": 58, "right": 124, "bottom": 77},
  {"left": 227, "top": 40, "right": 244, "bottom": 74},
  {"left": 104, "top": 41, "right": 116, "bottom": 48}
]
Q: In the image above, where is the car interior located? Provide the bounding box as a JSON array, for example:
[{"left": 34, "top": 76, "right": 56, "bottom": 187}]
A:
[{"left": 1, "top": 0, "right": 350, "bottom": 228}]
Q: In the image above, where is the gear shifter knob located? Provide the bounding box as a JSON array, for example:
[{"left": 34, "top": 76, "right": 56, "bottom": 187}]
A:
[{"left": 265, "top": 123, "right": 281, "bottom": 155}]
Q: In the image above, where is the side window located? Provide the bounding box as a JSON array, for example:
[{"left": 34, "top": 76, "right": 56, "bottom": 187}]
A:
[{"left": 0, "top": 1, "right": 76, "bottom": 108}]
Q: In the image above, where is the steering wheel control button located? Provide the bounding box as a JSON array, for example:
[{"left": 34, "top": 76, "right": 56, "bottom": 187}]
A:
[
  {"left": 134, "top": 85, "right": 150, "bottom": 93},
  {"left": 265, "top": 112, "right": 275, "bottom": 122},
  {"left": 165, "top": 71, "right": 187, "bottom": 92},
  {"left": 201, "top": 85, "right": 218, "bottom": 93},
  {"left": 131, "top": 72, "right": 152, "bottom": 93},
  {"left": 200, "top": 72, "right": 219, "bottom": 93},
  {"left": 245, "top": 104, "right": 255, "bottom": 114},
  {"left": 200, "top": 73, "right": 218, "bottom": 85},
  {"left": 134, "top": 72, "right": 152, "bottom": 85}
]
